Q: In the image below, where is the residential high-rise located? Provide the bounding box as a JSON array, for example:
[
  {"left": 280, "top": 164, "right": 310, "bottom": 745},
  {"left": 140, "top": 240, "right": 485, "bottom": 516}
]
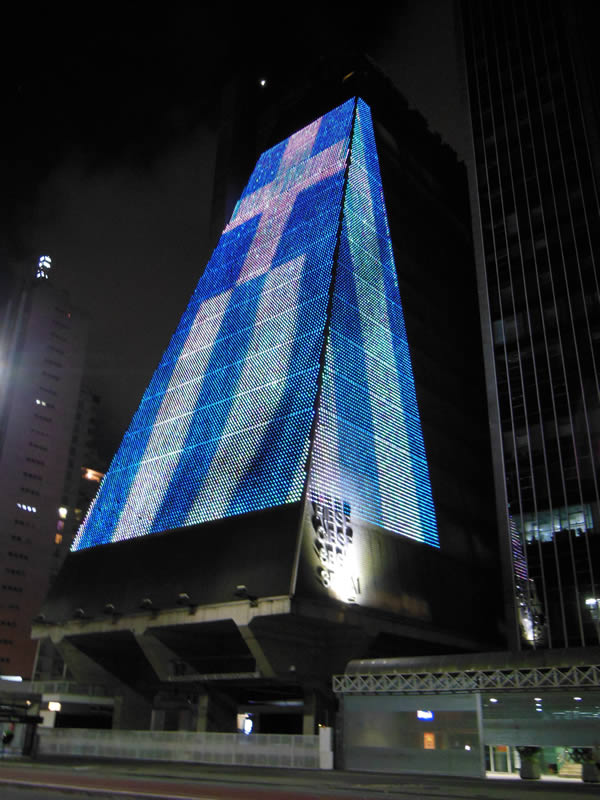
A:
[
  {"left": 32, "top": 384, "right": 106, "bottom": 682},
  {"left": 460, "top": 0, "right": 600, "bottom": 648},
  {"left": 55, "top": 386, "right": 105, "bottom": 567},
  {"left": 0, "top": 257, "right": 88, "bottom": 676}
]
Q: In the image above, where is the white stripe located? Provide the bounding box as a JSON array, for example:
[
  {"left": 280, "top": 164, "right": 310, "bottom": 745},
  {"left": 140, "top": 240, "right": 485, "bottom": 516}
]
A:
[
  {"left": 308, "top": 352, "right": 343, "bottom": 506},
  {"left": 185, "top": 256, "right": 305, "bottom": 524},
  {"left": 345, "top": 116, "right": 421, "bottom": 534},
  {"left": 110, "top": 289, "right": 233, "bottom": 542}
]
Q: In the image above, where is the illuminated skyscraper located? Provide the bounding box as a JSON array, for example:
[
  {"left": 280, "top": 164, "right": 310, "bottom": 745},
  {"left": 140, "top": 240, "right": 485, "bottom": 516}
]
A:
[
  {"left": 460, "top": 0, "right": 600, "bottom": 648},
  {"left": 37, "top": 94, "right": 502, "bottom": 731},
  {"left": 73, "top": 97, "right": 438, "bottom": 568}
]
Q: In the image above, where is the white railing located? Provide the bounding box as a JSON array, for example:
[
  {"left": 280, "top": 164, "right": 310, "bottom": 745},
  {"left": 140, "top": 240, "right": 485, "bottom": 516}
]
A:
[{"left": 37, "top": 727, "right": 333, "bottom": 769}]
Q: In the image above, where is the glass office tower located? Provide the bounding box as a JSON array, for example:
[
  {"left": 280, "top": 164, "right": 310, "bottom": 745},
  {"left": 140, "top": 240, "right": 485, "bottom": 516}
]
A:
[{"left": 461, "top": 0, "right": 600, "bottom": 647}]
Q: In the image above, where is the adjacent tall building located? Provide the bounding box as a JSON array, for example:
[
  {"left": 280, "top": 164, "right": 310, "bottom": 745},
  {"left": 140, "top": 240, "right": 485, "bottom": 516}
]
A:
[
  {"left": 0, "top": 257, "right": 88, "bottom": 676},
  {"left": 460, "top": 0, "right": 600, "bottom": 648}
]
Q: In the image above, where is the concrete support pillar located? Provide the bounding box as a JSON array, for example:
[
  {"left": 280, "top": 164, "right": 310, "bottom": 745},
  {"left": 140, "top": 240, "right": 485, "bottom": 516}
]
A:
[
  {"left": 150, "top": 709, "right": 166, "bottom": 731},
  {"left": 112, "top": 692, "right": 152, "bottom": 730},
  {"left": 134, "top": 632, "right": 194, "bottom": 680},
  {"left": 195, "top": 693, "right": 210, "bottom": 732},
  {"left": 303, "top": 690, "right": 317, "bottom": 735},
  {"left": 53, "top": 638, "right": 113, "bottom": 685},
  {"left": 194, "top": 689, "right": 238, "bottom": 732},
  {"left": 303, "top": 688, "right": 335, "bottom": 735},
  {"left": 237, "top": 624, "right": 276, "bottom": 677},
  {"left": 54, "top": 637, "right": 151, "bottom": 730}
]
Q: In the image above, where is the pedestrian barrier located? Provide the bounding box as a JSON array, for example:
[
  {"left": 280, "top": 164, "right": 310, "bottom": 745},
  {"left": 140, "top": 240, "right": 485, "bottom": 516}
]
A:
[{"left": 37, "top": 727, "right": 333, "bottom": 769}]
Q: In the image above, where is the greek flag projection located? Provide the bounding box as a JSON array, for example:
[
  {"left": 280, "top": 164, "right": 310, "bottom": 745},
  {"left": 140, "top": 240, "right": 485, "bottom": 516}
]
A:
[{"left": 72, "top": 98, "right": 438, "bottom": 551}]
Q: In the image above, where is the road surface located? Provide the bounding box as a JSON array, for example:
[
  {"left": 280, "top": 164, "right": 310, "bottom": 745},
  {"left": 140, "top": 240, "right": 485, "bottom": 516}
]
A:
[{"left": 0, "top": 756, "right": 595, "bottom": 799}]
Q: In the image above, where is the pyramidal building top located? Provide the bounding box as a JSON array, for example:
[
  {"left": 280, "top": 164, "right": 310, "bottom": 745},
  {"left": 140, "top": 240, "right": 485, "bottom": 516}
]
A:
[{"left": 73, "top": 97, "right": 438, "bottom": 563}]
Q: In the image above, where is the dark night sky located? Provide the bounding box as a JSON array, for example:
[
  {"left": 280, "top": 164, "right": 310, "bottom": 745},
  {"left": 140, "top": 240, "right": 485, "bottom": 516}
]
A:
[{"left": 7, "top": 1, "right": 465, "bottom": 459}]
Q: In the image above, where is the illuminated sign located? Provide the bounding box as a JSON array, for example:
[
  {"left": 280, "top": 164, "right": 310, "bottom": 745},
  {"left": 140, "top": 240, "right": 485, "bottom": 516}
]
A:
[
  {"left": 417, "top": 710, "right": 434, "bottom": 720},
  {"left": 72, "top": 98, "right": 437, "bottom": 552}
]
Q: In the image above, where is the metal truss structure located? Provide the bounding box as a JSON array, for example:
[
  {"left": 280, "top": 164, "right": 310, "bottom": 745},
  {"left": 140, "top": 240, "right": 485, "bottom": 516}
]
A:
[{"left": 333, "top": 664, "right": 600, "bottom": 694}]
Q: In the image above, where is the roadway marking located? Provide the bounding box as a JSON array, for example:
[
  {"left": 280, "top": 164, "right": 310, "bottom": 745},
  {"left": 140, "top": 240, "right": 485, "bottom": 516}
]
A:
[{"left": 0, "top": 777, "right": 218, "bottom": 800}]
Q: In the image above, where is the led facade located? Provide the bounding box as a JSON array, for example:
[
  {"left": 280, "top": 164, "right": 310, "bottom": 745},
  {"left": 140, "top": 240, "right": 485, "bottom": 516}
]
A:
[{"left": 73, "top": 98, "right": 437, "bottom": 552}]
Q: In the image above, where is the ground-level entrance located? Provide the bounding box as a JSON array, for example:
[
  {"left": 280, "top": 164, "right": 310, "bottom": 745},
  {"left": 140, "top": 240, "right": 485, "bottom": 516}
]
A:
[{"left": 487, "top": 745, "right": 589, "bottom": 779}]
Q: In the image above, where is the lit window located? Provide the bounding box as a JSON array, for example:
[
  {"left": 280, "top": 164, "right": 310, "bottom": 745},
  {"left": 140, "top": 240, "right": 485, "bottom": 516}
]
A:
[
  {"left": 16, "top": 503, "right": 36, "bottom": 513},
  {"left": 82, "top": 468, "right": 103, "bottom": 482},
  {"left": 585, "top": 598, "right": 599, "bottom": 621}
]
